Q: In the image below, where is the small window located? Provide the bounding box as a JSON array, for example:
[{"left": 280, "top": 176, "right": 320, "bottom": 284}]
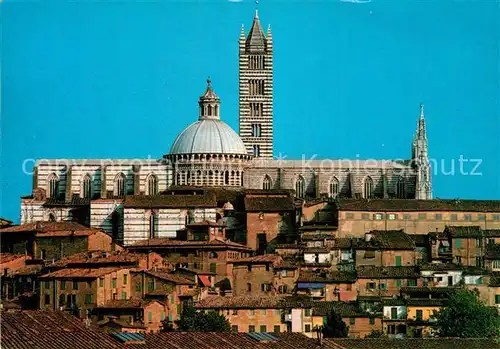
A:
[
  {"left": 273, "top": 325, "right": 280, "bottom": 333},
  {"left": 249, "top": 325, "right": 256, "bottom": 332},
  {"left": 73, "top": 281, "right": 79, "bottom": 290},
  {"left": 260, "top": 325, "right": 267, "bottom": 332},
  {"left": 379, "top": 283, "right": 387, "bottom": 290},
  {"left": 305, "top": 309, "right": 311, "bottom": 316},
  {"left": 495, "top": 295, "right": 500, "bottom": 304},
  {"left": 349, "top": 318, "right": 355, "bottom": 325},
  {"left": 305, "top": 324, "right": 311, "bottom": 332},
  {"left": 388, "top": 214, "right": 397, "bottom": 220},
  {"left": 403, "top": 214, "right": 411, "bottom": 220},
  {"left": 232, "top": 325, "right": 239, "bottom": 332},
  {"left": 346, "top": 213, "right": 354, "bottom": 219},
  {"left": 60, "top": 281, "right": 66, "bottom": 290},
  {"left": 396, "top": 279, "right": 402, "bottom": 288},
  {"left": 85, "top": 294, "right": 93, "bottom": 304},
  {"left": 362, "top": 213, "right": 370, "bottom": 220},
  {"left": 455, "top": 239, "right": 462, "bottom": 249},
  {"left": 210, "top": 263, "right": 217, "bottom": 273},
  {"left": 369, "top": 318, "right": 375, "bottom": 325},
  {"left": 435, "top": 214, "right": 442, "bottom": 220},
  {"left": 418, "top": 213, "right": 427, "bottom": 220},
  {"left": 44, "top": 281, "right": 50, "bottom": 289},
  {"left": 247, "top": 283, "right": 252, "bottom": 292},
  {"left": 450, "top": 214, "right": 457, "bottom": 221},
  {"left": 478, "top": 215, "right": 486, "bottom": 221},
  {"left": 367, "top": 282, "right": 376, "bottom": 290},
  {"left": 232, "top": 310, "right": 238, "bottom": 315},
  {"left": 261, "top": 309, "right": 266, "bottom": 315},
  {"left": 249, "top": 309, "right": 255, "bottom": 316},
  {"left": 148, "top": 311, "right": 153, "bottom": 323},
  {"left": 374, "top": 213, "right": 383, "bottom": 220},
  {"left": 99, "top": 278, "right": 104, "bottom": 287},
  {"left": 407, "top": 279, "right": 417, "bottom": 287},
  {"left": 464, "top": 214, "right": 472, "bottom": 221},
  {"left": 44, "top": 294, "right": 50, "bottom": 305},
  {"left": 112, "top": 278, "right": 117, "bottom": 288}
]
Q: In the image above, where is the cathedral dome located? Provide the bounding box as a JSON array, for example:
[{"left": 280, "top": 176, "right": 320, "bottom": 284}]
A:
[
  {"left": 169, "top": 79, "right": 249, "bottom": 156},
  {"left": 169, "top": 119, "right": 248, "bottom": 155}
]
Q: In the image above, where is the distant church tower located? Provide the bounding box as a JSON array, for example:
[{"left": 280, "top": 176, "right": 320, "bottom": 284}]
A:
[
  {"left": 412, "top": 104, "right": 432, "bottom": 199},
  {"left": 239, "top": 10, "right": 274, "bottom": 159}
]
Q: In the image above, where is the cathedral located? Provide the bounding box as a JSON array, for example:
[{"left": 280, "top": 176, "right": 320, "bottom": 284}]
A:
[{"left": 20, "top": 11, "right": 432, "bottom": 246}]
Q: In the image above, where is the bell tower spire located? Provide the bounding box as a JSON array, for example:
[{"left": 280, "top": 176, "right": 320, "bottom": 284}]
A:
[
  {"left": 412, "top": 103, "right": 432, "bottom": 199},
  {"left": 239, "top": 9, "right": 274, "bottom": 158}
]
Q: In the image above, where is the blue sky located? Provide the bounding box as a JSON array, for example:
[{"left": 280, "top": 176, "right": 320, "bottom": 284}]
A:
[{"left": 1, "top": 0, "right": 499, "bottom": 222}]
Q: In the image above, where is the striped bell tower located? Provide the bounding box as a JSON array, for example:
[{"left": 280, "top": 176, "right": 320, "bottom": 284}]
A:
[{"left": 238, "top": 10, "right": 274, "bottom": 159}]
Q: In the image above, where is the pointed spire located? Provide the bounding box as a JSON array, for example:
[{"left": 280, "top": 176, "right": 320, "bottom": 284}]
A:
[
  {"left": 245, "top": 8, "right": 267, "bottom": 52},
  {"left": 267, "top": 24, "right": 272, "bottom": 37},
  {"left": 419, "top": 103, "right": 424, "bottom": 120},
  {"left": 416, "top": 103, "right": 427, "bottom": 139}
]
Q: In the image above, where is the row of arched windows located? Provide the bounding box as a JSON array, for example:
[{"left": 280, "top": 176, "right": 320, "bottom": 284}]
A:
[{"left": 46, "top": 172, "right": 159, "bottom": 199}]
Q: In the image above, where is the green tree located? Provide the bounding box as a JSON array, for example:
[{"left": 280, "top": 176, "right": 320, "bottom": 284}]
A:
[
  {"left": 321, "top": 310, "right": 348, "bottom": 338},
  {"left": 174, "top": 305, "right": 231, "bottom": 332},
  {"left": 434, "top": 289, "right": 500, "bottom": 338}
]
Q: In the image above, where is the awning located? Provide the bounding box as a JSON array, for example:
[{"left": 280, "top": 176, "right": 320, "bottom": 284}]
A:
[
  {"left": 297, "top": 282, "right": 325, "bottom": 289},
  {"left": 199, "top": 275, "right": 211, "bottom": 287}
]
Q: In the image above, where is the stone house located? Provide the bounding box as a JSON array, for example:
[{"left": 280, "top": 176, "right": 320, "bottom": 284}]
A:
[
  {"left": 296, "top": 270, "right": 357, "bottom": 302},
  {"left": 231, "top": 255, "right": 287, "bottom": 296},
  {"left": 0, "top": 221, "right": 112, "bottom": 260},
  {"left": 405, "top": 298, "right": 444, "bottom": 337},
  {"left": 356, "top": 266, "right": 421, "bottom": 298},
  {"left": 334, "top": 199, "right": 500, "bottom": 237},
  {"left": 244, "top": 190, "right": 297, "bottom": 253},
  {"left": 382, "top": 299, "right": 407, "bottom": 337},
  {"left": 39, "top": 267, "right": 133, "bottom": 318},
  {"left": 446, "top": 226, "right": 500, "bottom": 267},
  {"left": 95, "top": 298, "right": 168, "bottom": 333}
]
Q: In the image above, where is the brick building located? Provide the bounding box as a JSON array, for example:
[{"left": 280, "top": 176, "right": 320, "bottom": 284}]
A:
[
  {"left": 356, "top": 266, "right": 422, "bottom": 298},
  {"left": 232, "top": 255, "right": 288, "bottom": 296}
]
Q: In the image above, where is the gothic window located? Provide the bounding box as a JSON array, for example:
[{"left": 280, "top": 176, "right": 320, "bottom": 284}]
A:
[
  {"left": 363, "top": 177, "right": 374, "bottom": 199},
  {"left": 396, "top": 177, "right": 405, "bottom": 199},
  {"left": 248, "top": 55, "right": 264, "bottom": 70},
  {"left": 207, "top": 105, "right": 212, "bottom": 116},
  {"left": 295, "top": 176, "right": 306, "bottom": 199},
  {"left": 147, "top": 174, "right": 158, "bottom": 195},
  {"left": 329, "top": 177, "right": 339, "bottom": 197},
  {"left": 253, "top": 145, "right": 260, "bottom": 157},
  {"left": 47, "top": 173, "right": 59, "bottom": 199},
  {"left": 225, "top": 171, "right": 229, "bottom": 185},
  {"left": 214, "top": 105, "right": 218, "bottom": 117},
  {"left": 199, "top": 105, "right": 204, "bottom": 117},
  {"left": 241, "top": 172, "right": 244, "bottom": 186},
  {"left": 251, "top": 124, "right": 262, "bottom": 137},
  {"left": 114, "top": 173, "right": 126, "bottom": 197},
  {"left": 82, "top": 174, "right": 92, "bottom": 199},
  {"left": 263, "top": 175, "right": 272, "bottom": 190},
  {"left": 149, "top": 211, "right": 158, "bottom": 239},
  {"left": 248, "top": 80, "right": 264, "bottom": 95}
]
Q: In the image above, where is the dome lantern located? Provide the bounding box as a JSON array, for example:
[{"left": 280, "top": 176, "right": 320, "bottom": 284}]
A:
[{"left": 199, "top": 77, "right": 220, "bottom": 121}]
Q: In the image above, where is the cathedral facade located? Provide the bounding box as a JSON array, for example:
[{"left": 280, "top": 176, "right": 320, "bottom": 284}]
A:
[{"left": 20, "top": 11, "right": 432, "bottom": 246}]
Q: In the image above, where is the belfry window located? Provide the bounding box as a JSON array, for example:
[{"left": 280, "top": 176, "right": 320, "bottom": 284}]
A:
[
  {"left": 253, "top": 145, "right": 260, "bottom": 157},
  {"left": 249, "top": 103, "right": 263, "bottom": 117},
  {"left": 295, "top": 176, "right": 306, "bottom": 199},
  {"left": 364, "top": 177, "right": 374, "bottom": 199},
  {"left": 248, "top": 80, "right": 264, "bottom": 95},
  {"left": 248, "top": 55, "right": 264, "bottom": 70},
  {"left": 251, "top": 124, "right": 262, "bottom": 137},
  {"left": 48, "top": 173, "right": 59, "bottom": 199},
  {"left": 147, "top": 174, "right": 158, "bottom": 195},
  {"left": 263, "top": 175, "right": 272, "bottom": 190}
]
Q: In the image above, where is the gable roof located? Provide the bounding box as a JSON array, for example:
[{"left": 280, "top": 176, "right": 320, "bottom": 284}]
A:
[
  {"left": 39, "top": 267, "right": 123, "bottom": 279},
  {"left": 0, "top": 221, "right": 92, "bottom": 234},
  {"left": 358, "top": 230, "right": 415, "bottom": 250}
]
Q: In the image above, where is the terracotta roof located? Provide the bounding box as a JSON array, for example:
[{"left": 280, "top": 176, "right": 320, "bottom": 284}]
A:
[
  {"left": 129, "top": 238, "right": 251, "bottom": 251},
  {"left": 445, "top": 225, "right": 482, "bottom": 238},
  {"left": 400, "top": 286, "right": 458, "bottom": 294},
  {"left": 50, "top": 250, "right": 147, "bottom": 267},
  {"left": 0, "top": 310, "right": 120, "bottom": 349},
  {"left": 143, "top": 269, "right": 196, "bottom": 285},
  {"left": 0, "top": 253, "right": 27, "bottom": 264},
  {"left": 43, "top": 195, "right": 90, "bottom": 207},
  {"left": 336, "top": 199, "right": 500, "bottom": 212},
  {"left": 297, "top": 270, "right": 356, "bottom": 284},
  {"left": 39, "top": 267, "right": 123, "bottom": 279},
  {"left": 232, "top": 254, "right": 283, "bottom": 265},
  {"left": 123, "top": 192, "right": 217, "bottom": 208},
  {"left": 36, "top": 229, "right": 102, "bottom": 237},
  {"left": 484, "top": 229, "right": 500, "bottom": 237},
  {"left": 0, "top": 217, "right": 13, "bottom": 227},
  {"left": 406, "top": 298, "right": 447, "bottom": 306},
  {"left": 420, "top": 263, "right": 463, "bottom": 271},
  {"left": 97, "top": 298, "right": 161, "bottom": 309},
  {"left": 357, "top": 230, "right": 415, "bottom": 250},
  {"left": 357, "top": 266, "right": 419, "bottom": 279},
  {"left": 312, "top": 301, "right": 370, "bottom": 317},
  {"left": 0, "top": 221, "right": 91, "bottom": 233},
  {"left": 326, "top": 338, "right": 500, "bottom": 349},
  {"left": 244, "top": 197, "right": 295, "bottom": 212},
  {"left": 8, "top": 263, "right": 43, "bottom": 276}
]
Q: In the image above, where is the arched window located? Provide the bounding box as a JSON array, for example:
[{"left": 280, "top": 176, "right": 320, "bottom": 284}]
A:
[
  {"left": 207, "top": 105, "right": 212, "bottom": 116},
  {"left": 59, "top": 294, "right": 66, "bottom": 307},
  {"left": 114, "top": 173, "right": 126, "bottom": 197},
  {"left": 147, "top": 174, "right": 158, "bottom": 195},
  {"left": 214, "top": 105, "right": 218, "bottom": 117},
  {"left": 329, "top": 177, "right": 339, "bottom": 197},
  {"left": 263, "top": 175, "right": 272, "bottom": 190},
  {"left": 47, "top": 173, "right": 59, "bottom": 199},
  {"left": 241, "top": 171, "right": 244, "bottom": 186},
  {"left": 81, "top": 174, "right": 92, "bottom": 199},
  {"left": 363, "top": 177, "right": 374, "bottom": 199},
  {"left": 295, "top": 176, "right": 306, "bottom": 199},
  {"left": 396, "top": 177, "right": 405, "bottom": 199},
  {"left": 225, "top": 171, "right": 229, "bottom": 185}
]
